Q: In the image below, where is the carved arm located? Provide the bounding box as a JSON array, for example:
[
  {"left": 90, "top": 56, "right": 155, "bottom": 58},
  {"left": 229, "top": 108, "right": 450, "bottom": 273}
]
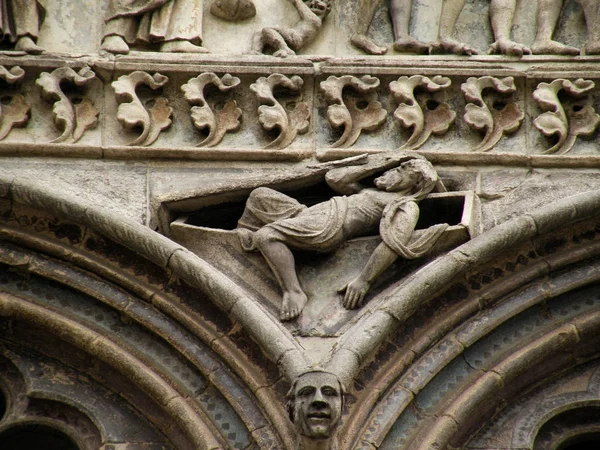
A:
[{"left": 325, "top": 152, "right": 421, "bottom": 194}]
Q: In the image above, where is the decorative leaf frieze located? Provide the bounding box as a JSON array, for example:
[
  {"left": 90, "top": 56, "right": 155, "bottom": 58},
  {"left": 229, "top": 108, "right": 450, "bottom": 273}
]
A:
[
  {"left": 533, "top": 79, "right": 600, "bottom": 155},
  {"left": 0, "top": 66, "right": 29, "bottom": 141},
  {"left": 320, "top": 75, "right": 387, "bottom": 148},
  {"left": 461, "top": 76, "right": 524, "bottom": 152},
  {"left": 390, "top": 75, "right": 455, "bottom": 150},
  {"left": 181, "top": 73, "right": 242, "bottom": 147},
  {"left": 112, "top": 71, "right": 172, "bottom": 146},
  {"left": 250, "top": 74, "right": 310, "bottom": 149},
  {"left": 36, "top": 66, "right": 98, "bottom": 144}
]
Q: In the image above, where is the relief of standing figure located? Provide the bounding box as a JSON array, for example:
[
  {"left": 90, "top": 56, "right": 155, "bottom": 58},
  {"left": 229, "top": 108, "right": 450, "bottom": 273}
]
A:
[
  {"left": 235, "top": 153, "right": 448, "bottom": 321},
  {"left": 101, "top": 0, "right": 208, "bottom": 54},
  {"left": 1, "top": 0, "right": 44, "bottom": 54},
  {"left": 249, "top": 0, "right": 331, "bottom": 58}
]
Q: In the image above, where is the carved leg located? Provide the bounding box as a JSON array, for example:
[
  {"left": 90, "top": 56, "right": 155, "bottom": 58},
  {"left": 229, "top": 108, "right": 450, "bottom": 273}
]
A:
[
  {"left": 253, "top": 229, "right": 308, "bottom": 321},
  {"left": 433, "top": 0, "right": 478, "bottom": 55},
  {"left": 389, "top": 0, "right": 429, "bottom": 53},
  {"left": 531, "top": 0, "right": 580, "bottom": 55},
  {"left": 350, "top": 0, "right": 388, "bottom": 55},
  {"left": 488, "top": 0, "right": 530, "bottom": 56},
  {"left": 579, "top": 0, "right": 600, "bottom": 54}
]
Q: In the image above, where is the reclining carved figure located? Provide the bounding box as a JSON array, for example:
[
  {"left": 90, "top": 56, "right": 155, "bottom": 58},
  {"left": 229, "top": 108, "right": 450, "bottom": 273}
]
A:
[{"left": 236, "top": 153, "right": 448, "bottom": 321}]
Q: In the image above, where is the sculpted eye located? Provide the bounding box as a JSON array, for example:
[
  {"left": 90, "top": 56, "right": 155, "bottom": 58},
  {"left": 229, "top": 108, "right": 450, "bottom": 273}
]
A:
[
  {"left": 322, "top": 387, "right": 338, "bottom": 396},
  {"left": 298, "top": 387, "right": 315, "bottom": 396}
]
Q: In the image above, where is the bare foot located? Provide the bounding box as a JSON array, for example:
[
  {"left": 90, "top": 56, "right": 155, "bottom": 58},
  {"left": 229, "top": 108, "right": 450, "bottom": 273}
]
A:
[
  {"left": 351, "top": 34, "right": 388, "bottom": 55},
  {"left": 101, "top": 35, "right": 130, "bottom": 54},
  {"left": 280, "top": 289, "right": 308, "bottom": 321},
  {"left": 488, "top": 39, "right": 531, "bottom": 57},
  {"left": 431, "top": 38, "right": 478, "bottom": 56},
  {"left": 392, "top": 36, "right": 429, "bottom": 54},
  {"left": 584, "top": 41, "right": 600, "bottom": 55},
  {"left": 273, "top": 48, "right": 296, "bottom": 58},
  {"left": 531, "top": 39, "right": 580, "bottom": 56},
  {"left": 14, "top": 36, "right": 44, "bottom": 54},
  {"left": 160, "top": 40, "right": 210, "bottom": 53}
]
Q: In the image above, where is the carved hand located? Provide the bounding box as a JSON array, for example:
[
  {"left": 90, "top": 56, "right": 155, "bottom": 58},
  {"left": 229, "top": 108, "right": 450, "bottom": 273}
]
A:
[{"left": 338, "top": 276, "right": 371, "bottom": 310}]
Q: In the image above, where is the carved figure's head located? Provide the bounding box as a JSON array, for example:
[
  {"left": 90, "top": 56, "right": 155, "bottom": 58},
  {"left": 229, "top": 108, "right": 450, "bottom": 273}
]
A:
[
  {"left": 304, "top": 0, "right": 332, "bottom": 19},
  {"left": 287, "top": 371, "right": 343, "bottom": 439},
  {"left": 375, "top": 158, "right": 438, "bottom": 199}
]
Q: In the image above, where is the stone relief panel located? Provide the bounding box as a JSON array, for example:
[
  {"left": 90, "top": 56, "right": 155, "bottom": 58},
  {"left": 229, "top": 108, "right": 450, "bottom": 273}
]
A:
[{"left": 168, "top": 152, "right": 481, "bottom": 334}]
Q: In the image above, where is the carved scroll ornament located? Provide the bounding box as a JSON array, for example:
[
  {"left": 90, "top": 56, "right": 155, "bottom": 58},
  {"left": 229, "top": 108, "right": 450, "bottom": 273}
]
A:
[
  {"left": 36, "top": 66, "right": 98, "bottom": 144},
  {"left": 461, "top": 76, "right": 524, "bottom": 152},
  {"left": 250, "top": 74, "right": 310, "bottom": 150},
  {"left": 320, "top": 75, "right": 387, "bottom": 148},
  {"left": 182, "top": 73, "right": 242, "bottom": 147},
  {"left": 390, "top": 75, "right": 455, "bottom": 150},
  {"left": 112, "top": 71, "right": 173, "bottom": 146},
  {"left": 533, "top": 79, "right": 600, "bottom": 155},
  {"left": 0, "top": 66, "right": 29, "bottom": 141}
]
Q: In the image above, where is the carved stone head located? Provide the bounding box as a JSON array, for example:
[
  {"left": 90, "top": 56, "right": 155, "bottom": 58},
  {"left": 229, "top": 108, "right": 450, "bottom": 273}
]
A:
[
  {"left": 377, "top": 158, "right": 438, "bottom": 199},
  {"left": 304, "top": 0, "right": 332, "bottom": 19},
  {"left": 287, "top": 371, "right": 343, "bottom": 439}
]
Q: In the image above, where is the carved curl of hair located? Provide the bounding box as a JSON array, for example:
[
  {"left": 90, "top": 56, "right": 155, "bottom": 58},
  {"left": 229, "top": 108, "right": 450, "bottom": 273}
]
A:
[
  {"left": 400, "top": 158, "right": 439, "bottom": 200},
  {"left": 303, "top": 0, "right": 332, "bottom": 17},
  {"left": 286, "top": 370, "right": 345, "bottom": 422}
]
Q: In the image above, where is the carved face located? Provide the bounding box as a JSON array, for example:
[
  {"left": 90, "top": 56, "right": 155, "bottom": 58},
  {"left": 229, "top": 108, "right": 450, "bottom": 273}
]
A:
[
  {"left": 292, "top": 372, "right": 342, "bottom": 439},
  {"left": 305, "top": 0, "right": 331, "bottom": 19},
  {"left": 374, "top": 167, "right": 420, "bottom": 192}
]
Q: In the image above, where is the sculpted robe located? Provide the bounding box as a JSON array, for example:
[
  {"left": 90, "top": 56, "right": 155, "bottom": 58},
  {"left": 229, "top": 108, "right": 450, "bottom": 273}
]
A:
[
  {"left": 105, "top": 0, "right": 203, "bottom": 45},
  {"left": 0, "top": 0, "right": 42, "bottom": 42},
  {"left": 237, "top": 187, "right": 448, "bottom": 258}
]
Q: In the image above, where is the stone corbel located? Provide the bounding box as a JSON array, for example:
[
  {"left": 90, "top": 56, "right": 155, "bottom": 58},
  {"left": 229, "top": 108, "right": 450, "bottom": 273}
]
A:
[
  {"left": 112, "top": 71, "right": 172, "bottom": 146},
  {"left": 320, "top": 75, "right": 387, "bottom": 148},
  {"left": 36, "top": 66, "right": 98, "bottom": 144},
  {"left": 390, "top": 75, "right": 455, "bottom": 150},
  {"left": 533, "top": 79, "right": 600, "bottom": 155},
  {"left": 0, "top": 66, "right": 29, "bottom": 141},
  {"left": 250, "top": 74, "right": 310, "bottom": 149},
  {"left": 181, "top": 73, "right": 242, "bottom": 147},
  {"left": 461, "top": 76, "right": 524, "bottom": 152}
]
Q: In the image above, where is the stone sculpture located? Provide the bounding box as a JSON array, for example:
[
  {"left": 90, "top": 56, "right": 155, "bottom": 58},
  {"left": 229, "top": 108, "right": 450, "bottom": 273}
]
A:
[
  {"left": 1, "top": 0, "right": 44, "bottom": 54},
  {"left": 287, "top": 371, "right": 343, "bottom": 449},
  {"left": 210, "top": 0, "right": 256, "bottom": 21},
  {"left": 235, "top": 153, "right": 448, "bottom": 321},
  {"left": 250, "top": 0, "right": 331, "bottom": 58},
  {"left": 530, "top": 0, "right": 599, "bottom": 55},
  {"left": 101, "top": 0, "right": 207, "bottom": 54},
  {"left": 351, "top": 0, "right": 477, "bottom": 55}
]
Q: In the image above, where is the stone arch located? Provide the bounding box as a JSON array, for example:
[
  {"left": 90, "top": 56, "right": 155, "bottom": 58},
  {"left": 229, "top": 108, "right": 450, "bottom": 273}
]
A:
[
  {"left": 332, "top": 190, "right": 600, "bottom": 448},
  {"left": 0, "top": 176, "right": 301, "bottom": 449}
]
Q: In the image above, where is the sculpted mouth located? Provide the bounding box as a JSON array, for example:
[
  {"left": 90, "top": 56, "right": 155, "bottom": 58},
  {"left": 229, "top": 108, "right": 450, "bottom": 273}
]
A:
[{"left": 308, "top": 412, "right": 330, "bottom": 419}]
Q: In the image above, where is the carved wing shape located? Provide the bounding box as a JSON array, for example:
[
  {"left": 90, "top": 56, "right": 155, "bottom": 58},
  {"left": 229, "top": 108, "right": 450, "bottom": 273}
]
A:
[
  {"left": 0, "top": 66, "right": 29, "bottom": 141},
  {"left": 390, "top": 75, "right": 455, "bottom": 150},
  {"left": 36, "top": 66, "right": 98, "bottom": 143},
  {"left": 462, "top": 76, "right": 523, "bottom": 152},
  {"left": 182, "top": 73, "right": 242, "bottom": 147},
  {"left": 250, "top": 74, "right": 310, "bottom": 150},
  {"left": 533, "top": 79, "right": 600, "bottom": 155},
  {"left": 320, "top": 75, "right": 387, "bottom": 148},
  {"left": 112, "top": 71, "right": 172, "bottom": 146}
]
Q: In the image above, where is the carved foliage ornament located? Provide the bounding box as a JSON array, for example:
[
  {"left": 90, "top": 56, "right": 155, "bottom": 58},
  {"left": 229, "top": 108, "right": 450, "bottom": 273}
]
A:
[
  {"left": 182, "top": 73, "right": 242, "bottom": 147},
  {"left": 112, "top": 71, "right": 172, "bottom": 146},
  {"left": 36, "top": 66, "right": 98, "bottom": 144},
  {"left": 533, "top": 79, "right": 600, "bottom": 155},
  {"left": 320, "top": 75, "right": 387, "bottom": 148},
  {"left": 461, "top": 76, "right": 524, "bottom": 152},
  {"left": 390, "top": 75, "right": 455, "bottom": 150},
  {"left": 250, "top": 74, "right": 310, "bottom": 149},
  {"left": 0, "top": 66, "right": 29, "bottom": 141}
]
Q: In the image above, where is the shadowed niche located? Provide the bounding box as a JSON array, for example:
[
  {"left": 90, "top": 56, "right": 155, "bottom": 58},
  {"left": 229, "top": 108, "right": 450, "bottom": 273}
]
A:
[{"left": 0, "top": 425, "right": 80, "bottom": 450}]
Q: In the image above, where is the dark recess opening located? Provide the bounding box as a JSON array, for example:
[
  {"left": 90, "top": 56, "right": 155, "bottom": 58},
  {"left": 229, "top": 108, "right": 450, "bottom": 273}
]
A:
[
  {"left": 0, "top": 387, "right": 5, "bottom": 421},
  {"left": 0, "top": 425, "right": 80, "bottom": 450}
]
